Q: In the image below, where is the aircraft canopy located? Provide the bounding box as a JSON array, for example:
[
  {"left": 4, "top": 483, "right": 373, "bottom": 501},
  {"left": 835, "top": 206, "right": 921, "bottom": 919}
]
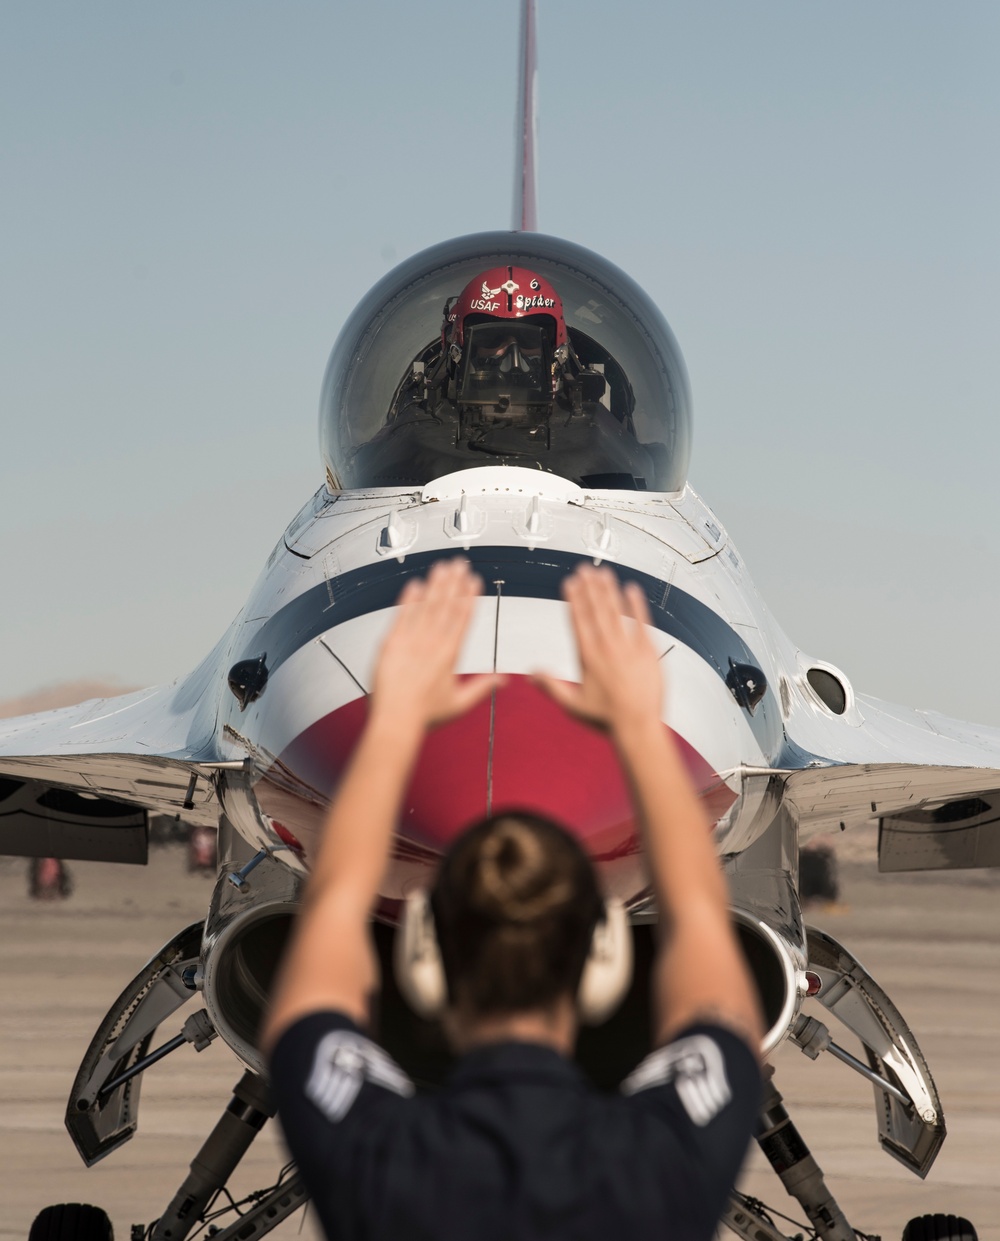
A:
[{"left": 319, "top": 232, "right": 691, "bottom": 492}]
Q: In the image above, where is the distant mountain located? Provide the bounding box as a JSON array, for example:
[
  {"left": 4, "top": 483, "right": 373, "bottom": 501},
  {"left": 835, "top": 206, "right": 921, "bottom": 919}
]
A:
[{"left": 0, "top": 681, "right": 137, "bottom": 720}]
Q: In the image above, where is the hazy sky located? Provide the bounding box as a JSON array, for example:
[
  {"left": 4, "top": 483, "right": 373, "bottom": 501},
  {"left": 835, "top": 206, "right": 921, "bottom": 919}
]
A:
[{"left": 1, "top": 1, "right": 998, "bottom": 724}]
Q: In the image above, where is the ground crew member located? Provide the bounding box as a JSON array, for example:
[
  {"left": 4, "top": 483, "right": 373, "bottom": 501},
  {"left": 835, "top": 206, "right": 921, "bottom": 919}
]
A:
[{"left": 262, "top": 559, "right": 763, "bottom": 1240}]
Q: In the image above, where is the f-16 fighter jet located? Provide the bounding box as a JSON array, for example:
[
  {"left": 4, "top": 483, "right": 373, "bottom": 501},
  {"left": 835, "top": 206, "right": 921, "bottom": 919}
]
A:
[{"left": 1, "top": 4, "right": 994, "bottom": 1240}]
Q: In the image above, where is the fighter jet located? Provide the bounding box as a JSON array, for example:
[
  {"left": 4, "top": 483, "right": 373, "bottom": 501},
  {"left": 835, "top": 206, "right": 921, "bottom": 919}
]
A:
[{"left": 2, "top": 4, "right": 996, "bottom": 1240}]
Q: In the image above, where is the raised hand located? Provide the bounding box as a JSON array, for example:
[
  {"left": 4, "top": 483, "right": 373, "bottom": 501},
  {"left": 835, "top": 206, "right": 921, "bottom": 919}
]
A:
[
  {"left": 370, "top": 559, "right": 503, "bottom": 732},
  {"left": 533, "top": 565, "right": 663, "bottom": 733}
]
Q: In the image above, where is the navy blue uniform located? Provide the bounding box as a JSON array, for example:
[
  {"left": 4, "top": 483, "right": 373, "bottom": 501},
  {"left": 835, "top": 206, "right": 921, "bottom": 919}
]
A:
[{"left": 271, "top": 1013, "right": 759, "bottom": 1241}]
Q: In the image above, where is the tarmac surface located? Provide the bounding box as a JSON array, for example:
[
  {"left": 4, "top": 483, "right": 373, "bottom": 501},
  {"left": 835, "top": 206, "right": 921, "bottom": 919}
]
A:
[
  {"left": 737, "top": 861, "right": 1000, "bottom": 1241},
  {"left": 0, "top": 845, "right": 997, "bottom": 1241}
]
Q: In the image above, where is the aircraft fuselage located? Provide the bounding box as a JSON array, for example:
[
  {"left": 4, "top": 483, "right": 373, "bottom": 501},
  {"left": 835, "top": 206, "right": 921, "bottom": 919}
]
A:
[{"left": 214, "top": 465, "right": 785, "bottom": 909}]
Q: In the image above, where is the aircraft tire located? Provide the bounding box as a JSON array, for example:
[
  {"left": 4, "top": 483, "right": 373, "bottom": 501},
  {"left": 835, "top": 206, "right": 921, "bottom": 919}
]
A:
[
  {"left": 28, "top": 1204, "right": 113, "bottom": 1241},
  {"left": 902, "top": 1215, "right": 978, "bottom": 1241}
]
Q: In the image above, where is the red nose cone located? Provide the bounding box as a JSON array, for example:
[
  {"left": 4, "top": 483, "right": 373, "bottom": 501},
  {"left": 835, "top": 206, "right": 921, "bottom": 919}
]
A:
[{"left": 255, "top": 676, "right": 736, "bottom": 903}]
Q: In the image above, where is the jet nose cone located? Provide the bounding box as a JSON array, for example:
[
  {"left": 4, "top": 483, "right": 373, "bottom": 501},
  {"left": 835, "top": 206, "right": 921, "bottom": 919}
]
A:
[
  {"left": 256, "top": 675, "right": 734, "bottom": 906},
  {"left": 241, "top": 589, "right": 740, "bottom": 906}
]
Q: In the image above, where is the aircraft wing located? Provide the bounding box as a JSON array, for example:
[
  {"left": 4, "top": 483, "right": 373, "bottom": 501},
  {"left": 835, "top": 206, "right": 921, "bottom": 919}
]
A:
[
  {"left": 0, "top": 673, "right": 227, "bottom": 864},
  {"left": 777, "top": 692, "right": 1000, "bottom": 872},
  {"left": 4, "top": 621, "right": 1000, "bottom": 874}
]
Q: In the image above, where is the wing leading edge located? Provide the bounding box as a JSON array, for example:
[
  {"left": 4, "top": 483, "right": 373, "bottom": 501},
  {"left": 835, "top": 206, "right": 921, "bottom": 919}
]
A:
[
  {"left": 0, "top": 678, "right": 227, "bottom": 863},
  {"left": 777, "top": 691, "right": 1000, "bottom": 871}
]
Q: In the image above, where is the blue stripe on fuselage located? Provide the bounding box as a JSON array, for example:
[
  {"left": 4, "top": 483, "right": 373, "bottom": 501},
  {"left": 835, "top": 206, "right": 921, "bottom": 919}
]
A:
[{"left": 238, "top": 547, "right": 782, "bottom": 759}]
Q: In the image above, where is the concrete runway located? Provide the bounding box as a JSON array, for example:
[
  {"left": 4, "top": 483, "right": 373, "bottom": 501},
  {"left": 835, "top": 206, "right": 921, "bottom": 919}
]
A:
[
  {"left": 1, "top": 847, "right": 997, "bottom": 1241},
  {"left": 739, "top": 862, "right": 1000, "bottom": 1241},
  {"left": 0, "top": 848, "right": 322, "bottom": 1241}
]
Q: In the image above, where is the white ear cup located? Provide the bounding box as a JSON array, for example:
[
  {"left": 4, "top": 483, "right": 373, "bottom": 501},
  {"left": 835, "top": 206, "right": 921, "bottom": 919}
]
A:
[
  {"left": 395, "top": 891, "right": 633, "bottom": 1025},
  {"left": 578, "top": 898, "right": 633, "bottom": 1025},
  {"left": 394, "top": 890, "right": 448, "bottom": 1019}
]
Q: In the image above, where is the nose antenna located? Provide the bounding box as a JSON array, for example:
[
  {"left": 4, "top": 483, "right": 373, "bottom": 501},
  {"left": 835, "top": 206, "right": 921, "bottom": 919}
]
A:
[{"left": 512, "top": 0, "right": 538, "bottom": 231}]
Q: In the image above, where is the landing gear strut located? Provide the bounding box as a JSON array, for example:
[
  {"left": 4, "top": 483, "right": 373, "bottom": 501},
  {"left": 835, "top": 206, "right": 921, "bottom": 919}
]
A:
[
  {"left": 723, "top": 1069, "right": 981, "bottom": 1241},
  {"left": 133, "top": 1068, "right": 308, "bottom": 1241},
  {"left": 724, "top": 1067, "right": 861, "bottom": 1241},
  {"left": 755, "top": 1067, "right": 854, "bottom": 1241},
  {"left": 149, "top": 1070, "right": 286, "bottom": 1241}
]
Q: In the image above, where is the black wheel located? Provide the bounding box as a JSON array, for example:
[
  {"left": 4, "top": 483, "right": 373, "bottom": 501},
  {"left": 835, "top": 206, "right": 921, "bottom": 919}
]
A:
[
  {"left": 28, "top": 1204, "right": 113, "bottom": 1241},
  {"left": 902, "top": 1215, "right": 978, "bottom": 1241}
]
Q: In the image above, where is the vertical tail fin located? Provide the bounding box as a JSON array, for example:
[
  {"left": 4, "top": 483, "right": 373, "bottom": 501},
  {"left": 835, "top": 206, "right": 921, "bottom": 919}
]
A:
[{"left": 513, "top": 0, "right": 538, "bottom": 232}]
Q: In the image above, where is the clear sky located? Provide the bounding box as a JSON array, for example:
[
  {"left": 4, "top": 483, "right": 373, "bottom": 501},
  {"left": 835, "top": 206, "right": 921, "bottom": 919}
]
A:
[{"left": 1, "top": 1, "right": 998, "bottom": 723}]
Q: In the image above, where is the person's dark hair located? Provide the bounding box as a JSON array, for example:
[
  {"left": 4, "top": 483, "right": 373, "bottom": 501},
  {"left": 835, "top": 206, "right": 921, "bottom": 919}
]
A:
[{"left": 430, "top": 810, "right": 604, "bottom": 1016}]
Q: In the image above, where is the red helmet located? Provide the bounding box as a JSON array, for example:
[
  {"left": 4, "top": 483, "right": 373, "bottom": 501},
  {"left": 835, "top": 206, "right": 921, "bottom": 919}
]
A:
[{"left": 446, "top": 265, "right": 568, "bottom": 350}]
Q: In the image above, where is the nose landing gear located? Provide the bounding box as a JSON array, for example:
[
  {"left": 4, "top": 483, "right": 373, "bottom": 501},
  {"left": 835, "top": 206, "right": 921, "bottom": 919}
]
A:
[
  {"left": 722, "top": 1071, "right": 980, "bottom": 1241},
  {"left": 29, "top": 1071, "right": 308, "bottom": 1241}
]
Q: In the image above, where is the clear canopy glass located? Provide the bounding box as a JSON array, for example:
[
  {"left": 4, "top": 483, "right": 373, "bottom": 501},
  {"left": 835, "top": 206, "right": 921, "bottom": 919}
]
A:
[{"left": 319, "top": 231, "right": 692, "bottom": 492}]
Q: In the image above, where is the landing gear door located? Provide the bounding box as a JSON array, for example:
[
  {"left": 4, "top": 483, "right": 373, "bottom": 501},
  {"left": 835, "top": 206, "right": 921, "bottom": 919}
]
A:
[
  {"left": 806, "top": 925, "right": 946, "bottom": 1178},
  {"left": 66, "top": 921, "right": 202, "bottom": 1166}
]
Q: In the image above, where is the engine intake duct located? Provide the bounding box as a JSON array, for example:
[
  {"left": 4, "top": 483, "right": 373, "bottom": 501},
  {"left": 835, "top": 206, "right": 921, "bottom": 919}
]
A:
[
  {"left": 202, "top": 901, "right": 296, "bottom": 1077},
  {"left": 201, "top": 899, "right": 802, "bottom": 1083},
  {"left": 375, "top": 911, "right": 804, "bottom": 1087},
  {"left": 730, "top": 908, "right": 804, "bottom": 1057}
]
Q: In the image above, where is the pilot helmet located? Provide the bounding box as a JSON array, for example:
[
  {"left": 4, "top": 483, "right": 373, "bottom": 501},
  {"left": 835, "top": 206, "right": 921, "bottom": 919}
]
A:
[{"left": 445, "top": 266, "right": 568, "bottom": 409}]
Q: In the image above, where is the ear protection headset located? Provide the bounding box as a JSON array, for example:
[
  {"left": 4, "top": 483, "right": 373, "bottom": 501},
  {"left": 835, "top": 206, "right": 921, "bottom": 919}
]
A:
[{"left": 393, "top": 889, "right": 633, "bottom": 1025}]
